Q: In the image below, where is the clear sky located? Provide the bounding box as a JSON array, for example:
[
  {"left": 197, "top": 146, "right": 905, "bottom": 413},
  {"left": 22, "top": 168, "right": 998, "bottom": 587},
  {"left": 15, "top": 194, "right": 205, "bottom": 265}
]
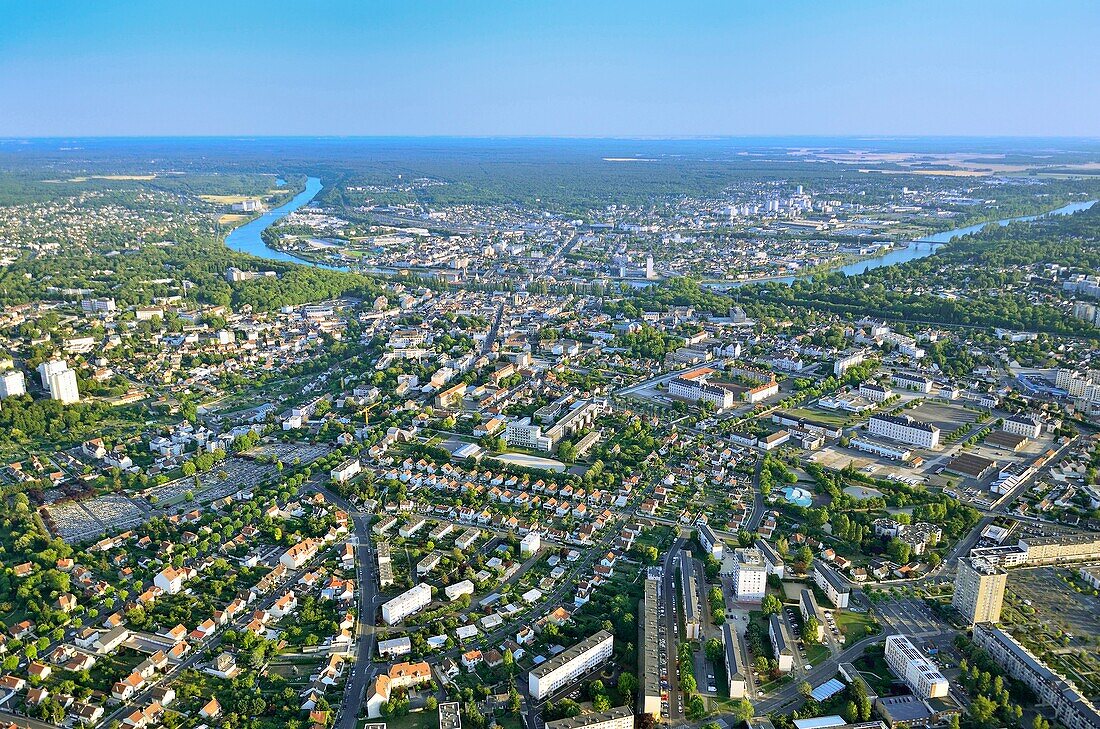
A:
[{"left": 2, "top": 0, "right": 1098, "bottom": 137}]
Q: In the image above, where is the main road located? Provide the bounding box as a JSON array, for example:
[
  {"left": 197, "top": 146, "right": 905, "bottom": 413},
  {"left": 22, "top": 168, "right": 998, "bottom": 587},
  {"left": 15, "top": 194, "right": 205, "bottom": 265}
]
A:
[{"left": 314, "top": 486, "right": 380, "bottom": 729}]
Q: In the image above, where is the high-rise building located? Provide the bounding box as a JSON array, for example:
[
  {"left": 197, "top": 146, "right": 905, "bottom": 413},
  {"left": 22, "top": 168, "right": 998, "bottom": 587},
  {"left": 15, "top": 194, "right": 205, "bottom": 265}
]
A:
[
  {"left": 0, "top": 369, "right": 26, "bottom": 398},
  {"left": 37, "top": 360, "right": 80, "bottom": 404},
  {"left": 953, "top": 556, "right": 1007, "bottom": 626},
  {"left": 731, "top": 548, "right": 767, "bottom": 602}
]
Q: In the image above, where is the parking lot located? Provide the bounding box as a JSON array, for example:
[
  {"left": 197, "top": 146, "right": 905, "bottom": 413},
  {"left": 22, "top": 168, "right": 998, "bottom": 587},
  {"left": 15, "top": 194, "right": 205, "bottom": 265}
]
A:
[{"left": 873, "top": 597, "right": 950, "bottom": 638}]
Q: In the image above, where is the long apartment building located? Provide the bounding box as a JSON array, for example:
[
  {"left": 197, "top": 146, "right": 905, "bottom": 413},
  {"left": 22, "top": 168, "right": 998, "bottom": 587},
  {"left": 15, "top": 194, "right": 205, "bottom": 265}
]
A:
[
  {"left": 768, "top": 613, "right": 794, "bottom": 673},
  {"left": 529, "top": 630, "right": 614, "bottom": 700},
  {"left": 973, "top": 623, "right": 1100, "bottom": 729},
  {"left": 679, "top": 551, "right": 702, "bottom": 640},
  {"left": 813, "top": 560, "right": 850, "bottom": 608},
  {"left": 952, "top": 556, "right": 1006, "bottom": 626},
  {"left": 799, "top": 589, "right": 826, "bottom": 643},
  {"left": 381, "top": 582, "right": 432, "bottom": 625},
  {"left": 884, "top": 634, "right": 949, "bottom": 699},
  {"left": 375, "top": 542, "right": 394, "bottom": 589},
  {"left": 638, "top": 579, "right": 661, "bottom": 718},
  {"left": 722, "top": 622, "right": 747, "bottom": 699},
  {"left": 545, "top": 707, "right": 634, "bottom": 729},
  {"left": 868, "top": 413, "right": 940, "bottom": 449}
]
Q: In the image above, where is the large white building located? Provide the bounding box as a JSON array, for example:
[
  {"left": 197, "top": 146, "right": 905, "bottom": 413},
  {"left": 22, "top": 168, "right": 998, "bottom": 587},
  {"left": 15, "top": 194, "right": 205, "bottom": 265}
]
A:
[
  {"left": 668, "top": 368, "right": 735, "bottom": 410},
  {"left": 544, "top": 707, "right": 634, "bottom": 729},
  {"left": 697, "top": 524, "right": 724, "bottom": 560},
  {"left": 381, "top": 583, "right": 432, "bottom": 625},
  {"left": 1002, "top": 414, "right": 1042, "bottom": 439},
  {"left": 520, "top": 531, "right": 542, "bottom": 556},
  {"left": 0, "top": 369, "right": 26, "bottom": 398},
  {"left": 834, "top": 351, "right": 867, "bottom": 377},
  {"left": 885, "top": 634, "right": 949, "bottom": 699},
  {"left": 731, "top": 548, "right": 767, "bottom": 602},
  {"left": 330, "top": 458, "right": 362, "bottom": 483},
  {"left": 868, "top": 413, "right": 939, "bottom": 449},
  {"left": 505, "top": 418, "right": 553, "bottom": 451},
  {"left": 812, "top": 561, "right": 850, "bottom": 608},
  {"left": 37, "top": 360, "right": 80, "bottom": 404},
  {"left": 891, "top": 372, "right": 934, "bottom": 393},
  {"left": 528, "top": 630, "right": 614, "bottom": 700},
  {"left": 859, "top": 382, "right": 891, "bottom": 403}
]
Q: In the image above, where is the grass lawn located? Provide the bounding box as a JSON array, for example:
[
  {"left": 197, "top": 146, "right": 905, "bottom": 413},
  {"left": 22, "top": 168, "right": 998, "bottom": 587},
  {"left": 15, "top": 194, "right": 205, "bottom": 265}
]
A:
[
  {"left": 370, "top": 710, "right": 439, "bottom": 729},
  {"left": 782, "top": 407, "right": 854, "bottom": 428},
  {"left": 835, "top": 610, "right": 878, "bottom": 643},
  {"left": 803, "top": 643, "right": 831, "bottom": 666}
]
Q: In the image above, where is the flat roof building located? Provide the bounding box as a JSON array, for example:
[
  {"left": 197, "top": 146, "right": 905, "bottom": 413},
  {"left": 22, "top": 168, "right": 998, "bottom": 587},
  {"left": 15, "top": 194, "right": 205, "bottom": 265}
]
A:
[
  {"left": 953, "top": 556, "right": 1006, "bottom": 626},
  {"left": 884, "top": 634, "right": 949, "bottom": 699},
  {"left": 529, "top": 630, "right": 614, "bottom": 700}
]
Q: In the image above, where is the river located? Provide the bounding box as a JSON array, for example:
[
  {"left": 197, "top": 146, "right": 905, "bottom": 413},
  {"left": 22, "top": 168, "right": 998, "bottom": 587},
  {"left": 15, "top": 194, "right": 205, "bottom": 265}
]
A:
[
  {"left": 703, "top": 198, "right": 1097, "bottom": 289},
  {"left": 224, "top": 176, "right": 335, "bottom": 266},
  {"left": 224, "top": 179, "right": 1095, "bottom": 284}
]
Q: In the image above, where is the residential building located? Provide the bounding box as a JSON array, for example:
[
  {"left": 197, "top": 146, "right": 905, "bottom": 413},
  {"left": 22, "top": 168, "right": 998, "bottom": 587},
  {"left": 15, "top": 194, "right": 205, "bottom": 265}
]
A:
[
  {"left": 731, "top": 548, "right": 767, "bottom": 602},
  {"left": 722, "top": 622, "right": 747, "bottom": 699},
  {"left": 973, "top": 623, "right": 1100, "bottom": 729},
  {"left": 528, "top": 630, "right": 614, "bottom": 700},
  {"left": 769, "top": 613, "right": 794, "bottom": 673},
  {"left": 884, "top": 634, "right": 949, "bottom": 699},
  {"left": 697, "top": 523, "right": 724, "bottom": 560},
  {"left": 952, "top": 556, "right": 1006, "bottom": 626},
  {"left": 381, "top": 583, "right": 432, "bottom": 625},
  {"left": 813, "top": 561, "right": 850, "bottom": 608},
  {"left": 544, "top": 707, "right": 634, "bottom": 729},
  {"left": 0, "top": 370, "right": 25, "bottom": 398}
]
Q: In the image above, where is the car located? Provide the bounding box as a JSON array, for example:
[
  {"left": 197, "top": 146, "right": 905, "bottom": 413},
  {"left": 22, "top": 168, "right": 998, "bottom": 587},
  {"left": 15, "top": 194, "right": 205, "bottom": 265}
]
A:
[{"left": 804, "top": 664, "right": 812, "bottom": 670}]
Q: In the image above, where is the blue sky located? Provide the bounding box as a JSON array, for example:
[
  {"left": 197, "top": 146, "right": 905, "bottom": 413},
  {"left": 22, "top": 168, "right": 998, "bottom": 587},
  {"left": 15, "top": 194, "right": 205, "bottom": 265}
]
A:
[{"left": 1, "top": 0, "right": 1098, "bottom": 137}]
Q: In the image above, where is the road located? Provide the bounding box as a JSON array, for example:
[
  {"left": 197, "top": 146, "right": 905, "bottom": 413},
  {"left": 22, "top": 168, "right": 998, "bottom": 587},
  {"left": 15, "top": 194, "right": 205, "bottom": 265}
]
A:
[
  {"left": 482, "top": 301, "right": 506, "bottom": 355},
  {"left": 315, "top": 486, "right": 380, "bottom": 729}
]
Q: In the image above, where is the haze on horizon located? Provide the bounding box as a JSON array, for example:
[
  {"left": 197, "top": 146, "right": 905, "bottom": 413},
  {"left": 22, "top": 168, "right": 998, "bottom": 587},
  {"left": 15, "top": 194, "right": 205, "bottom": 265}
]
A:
[{"left": 1, "top": 0, "right": 1099, "bottom": 139}]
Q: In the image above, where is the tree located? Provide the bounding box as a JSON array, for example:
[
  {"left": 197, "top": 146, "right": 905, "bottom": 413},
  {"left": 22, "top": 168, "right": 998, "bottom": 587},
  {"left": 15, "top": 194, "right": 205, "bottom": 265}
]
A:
[
  {"left": 762, "top": 594, "right": 783, "bottom": 616},
  {"left": 798, "top": 681, "right": 813, "bottom": 699},
  {"left": 685, "top": 694, "right": 706, "bottom": 720},
  {"left": 705, "top": 638, "right": 724, "bottom": 663},
  {"left": 617, "top": 672, "right": 637, "bottom": 698},
  {"left": 507, "top": 689, "right": 521, "bottom": 714},
  {"left": 731, "top": 698, "right": 754, "bottom": 724},
  {"left": 888, "top": 538, "right": 912, "bottom": 565},
  {"left": 593, "top": 694, "right": 611, "bottom": 712},
  {"left": 803, "top": 616, "right": 821, "bottom": 644}
]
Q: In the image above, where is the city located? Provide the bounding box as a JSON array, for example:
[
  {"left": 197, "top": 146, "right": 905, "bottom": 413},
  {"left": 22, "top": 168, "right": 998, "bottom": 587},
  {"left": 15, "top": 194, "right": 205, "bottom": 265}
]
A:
[{"left": 1, "top": 4, "right": 1099, "bottom": 729}]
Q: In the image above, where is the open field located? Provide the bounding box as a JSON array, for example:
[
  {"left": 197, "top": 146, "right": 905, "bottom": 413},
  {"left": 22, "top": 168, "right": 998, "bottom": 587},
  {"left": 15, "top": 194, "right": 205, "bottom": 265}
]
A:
[
  {"left": 218, "top": 213, "right": 250, "bottom": 224},
  {"left": 200, "top": 194, "right": 264, "bottom": 204}
]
